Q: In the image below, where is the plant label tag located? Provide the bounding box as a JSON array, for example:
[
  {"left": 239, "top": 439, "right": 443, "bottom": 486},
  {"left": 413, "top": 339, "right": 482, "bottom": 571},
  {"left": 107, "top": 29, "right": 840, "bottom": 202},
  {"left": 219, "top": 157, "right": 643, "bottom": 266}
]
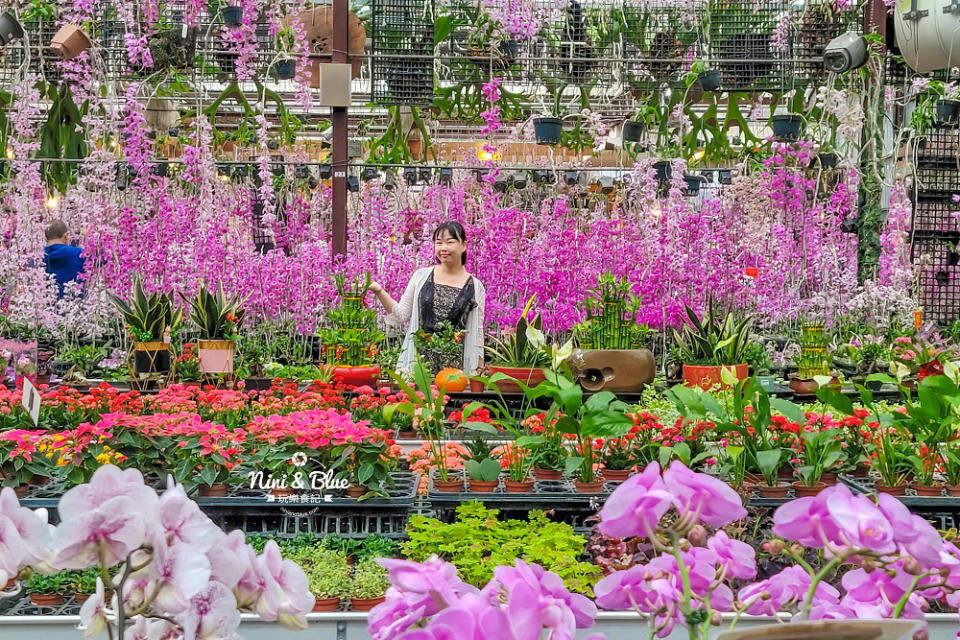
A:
[{"left": 21, "top": 377, "right": 40, "bottom": 426}]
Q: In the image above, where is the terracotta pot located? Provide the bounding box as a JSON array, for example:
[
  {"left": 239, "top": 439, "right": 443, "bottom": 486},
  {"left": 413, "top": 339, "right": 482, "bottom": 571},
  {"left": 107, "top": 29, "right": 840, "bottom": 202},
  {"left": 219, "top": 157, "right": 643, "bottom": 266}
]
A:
[
  {"left": 821, "top": 473, "right": 838, "bottom": 485},
  {"left": 30, "top": 592, "right": 65, "bottom": 606},
  {"left": 778, "top": 468, "right": 795, "bottom": 480},
  {"left": 197, "top": 340, "right": 235, "bottom": 374},
  {"left": 469, "top": 379, "right": 485, "bottom": 392},
  {"left": 682, "top": 364, "right": 748, "bottom": 390},
  {"left": 468, "top": 479, "right": 498, "bottom": 492},
  {"left": 874, "top": 482, "right": 907, "bottom": 496},
  {"left": 398, "top": 430, "right": 417, "bottom": 440},
  {"left": 332, "top": 365, "right": 381, "bottom": 388},
  {"left": 912, "top": 483, "right": 944, "bottom": 497},
  {"left": 272, "top": 486, "right": 294, "bottom": 498},
  {"left": 74, "top": 593, "right": 91, "bottom": 604},
  {"left": 756, "top": 483, "right": 791, "bottom": 498},
  {"left": 533, "top": 468, "right": 563, "bottom": 481},
  {"left": 181, "top": 381, "right": 202, "bottom": 388},
  {"left": 244, "top": 377, "right": 273, "bottom": 392},
  {"left": 198, "top": 484, "right": 228, "bottom": 497},
  {"left": 50, "top": 24, "right": 91, "bottom": 60},
  {"left": 504, "top": 478, "right": 534, "bottom": 493},
  {"left": 788, "top": 377, "right": 819, "bottom": 395},
  {"left": 852, "top": 466, "right": 871, "bottom": 478},
  {"left": 947, "top": 485, "right": 960, "bottom": 497},
  {"left": 312, "top": 596, "right": 340, "bottom": 612},
  {"left": 488, "top": 366, "right": 547, "bottom": 394},
  {"left": 793, "top": 482, "right": 827, "bottom": 497},
  {"left": 351, "top": 596, "right": 385, "bottom": 611},
  {"left": 347, "top": 486, "right": 367, "bottom": 499},
  {"left": 14, "top": 485, "right": 28, "bottom": 499},
  {"left": 574, "top": 478, "right": 606, "bottom": 493},
  {"left": 602, "top": 469, "right": 632, "bottom": 482},
  {"left": 433, "top": 478, "right": 464, "bottom": 493}
]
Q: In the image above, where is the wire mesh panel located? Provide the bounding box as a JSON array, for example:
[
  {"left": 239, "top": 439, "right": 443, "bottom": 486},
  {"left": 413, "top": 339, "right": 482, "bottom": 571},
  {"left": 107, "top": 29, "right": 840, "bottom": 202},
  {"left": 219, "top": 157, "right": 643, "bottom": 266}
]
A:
[
  {"left": 791, "top": 4, "right": 863, "bottom": 87},
  {"left": 914, "top": 197, "right": 959, "bottom": 234},
  {"left": 912, "top": 234, "right": 960, "bottom": 326},
  {"left": 710, "top": 0, "right": 790, "bottom": 92},
  {"left": 620, "top": 0, "right": 704, "bottom": 92},
  {"left": 916, "top": 165, "right": 960, "bottom": 195},
  {"left": 372, "top": 0, "right": 435, "bottom": 105},
  {"left": 917, "top": 126, "right": 960, "bottom": 167}
]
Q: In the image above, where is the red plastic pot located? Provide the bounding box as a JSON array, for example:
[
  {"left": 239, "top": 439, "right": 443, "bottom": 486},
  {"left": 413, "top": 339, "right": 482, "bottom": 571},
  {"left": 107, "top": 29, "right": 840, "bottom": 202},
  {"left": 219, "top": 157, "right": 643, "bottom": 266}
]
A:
[
  {"left": 488, "top": 366, "right": 547, "bottom": 394},
  {"left": 198, "top": 484, "right": 228, "bottom": 497},
  {"left": 533, "top": 468, "right": 563, "bottom": 481},
  {"left": 332, "top": 365, "right": 380, "bottom": 388},
  {"left": 351, "top": 596, "right": 385, "bottom": 611},
  {"left": 682, "top": 364, "right": 748, "bottom": 390},
  {"left": 602, "top": 469, "right": 632, "bottom": 482},
  {"left": 313, "top": 597, "right": 340, "bottom": 612}
]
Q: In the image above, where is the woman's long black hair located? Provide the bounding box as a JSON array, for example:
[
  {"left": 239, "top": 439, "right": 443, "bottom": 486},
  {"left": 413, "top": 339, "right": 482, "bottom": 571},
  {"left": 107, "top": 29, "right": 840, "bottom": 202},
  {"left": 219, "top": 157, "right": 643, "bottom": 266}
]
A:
[{"left": 433, "top": 221, "right": 467, "bottom": 265}]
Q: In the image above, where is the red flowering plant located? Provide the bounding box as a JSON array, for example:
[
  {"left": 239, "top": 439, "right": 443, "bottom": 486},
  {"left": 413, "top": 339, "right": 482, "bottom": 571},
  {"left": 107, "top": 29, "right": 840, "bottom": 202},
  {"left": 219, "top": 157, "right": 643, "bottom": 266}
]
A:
[
  {"left": 168, "top": 414, "right": 248, "bottom": 489},
  {"left": 603, "top": 412, "right": 665, "bottom": 471},
  {"left": 175, "top": 343, "right": 202, "bottom": 382},
  {"left": 406, "top": 441, "right": 470, "bottom": 494},
  {"left": 0, "top": 429, "right": 55, "bottom": 487},
  {"left": 890, "top": 335, "right": 949, "bottom": 384},
  {"left": 523, "top": 412, "right": 568, "bottom": 474}
]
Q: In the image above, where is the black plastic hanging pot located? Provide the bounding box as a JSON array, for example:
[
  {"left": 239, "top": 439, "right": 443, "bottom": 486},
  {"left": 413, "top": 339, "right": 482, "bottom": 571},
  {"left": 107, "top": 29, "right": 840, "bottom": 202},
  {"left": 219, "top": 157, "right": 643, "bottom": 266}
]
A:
[
  {"left": 222, "top": 6, "right": 243, "bottom": 25},
  {"left": 949, "top": 251, "right": 960, "bottom": 267},
  {"left": 818, "top": 152, "right": 837, "bottom": 168},
  {"left": 682, "top": 175, "right": 704, "bottom": 196},
  {"left": 771, "top": 114, "right": 803, "bottom": 142},
  {"left": 936, "top": 270, "right": 951, "bottom": 287},
  {"left": 718, "top": 169, "right": 732, "bottom": 185},
  {"left": 622, "top": 120, "right": 645, "bottom": 143},
  {"left": 936, "top": 99, "right": 960, "bottom": 124},
  {"left": 0, "top": 12, "right": 24, "bottom": 46},
  {"left": 697, "top": 69, "right": 721, "bottom": 92},
  {"left": 840, "top": 218, "right": 857, "bottom": 233},
  {"left": 653, "top": 160, "right": 672, "bottom": 183},
  {"left": 534, "top": 117, "right": 563, "bottom": 145},
  {"left": 274, "top": 58, "right": 296, "bottom": 80}
]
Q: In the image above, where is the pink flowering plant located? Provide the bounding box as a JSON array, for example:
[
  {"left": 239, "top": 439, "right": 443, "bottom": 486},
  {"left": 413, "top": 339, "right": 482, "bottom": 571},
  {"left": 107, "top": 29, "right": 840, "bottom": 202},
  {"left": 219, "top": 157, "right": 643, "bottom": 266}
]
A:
[
  {"left": 0, "top": 464, "right": 314, "bottom": 639},
  {"left": 592, "top": 459, "right": 960, "bottom": 639}
]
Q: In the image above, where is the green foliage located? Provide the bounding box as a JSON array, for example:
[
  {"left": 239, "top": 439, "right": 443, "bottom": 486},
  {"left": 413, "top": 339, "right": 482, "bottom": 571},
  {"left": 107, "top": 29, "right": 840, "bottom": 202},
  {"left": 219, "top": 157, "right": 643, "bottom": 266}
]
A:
[
  {"left": 286, "top": 547, "right": 351, "bottom": 599},
  {"left": 110, "top": 276, "right": 183, "bottom": 342},
  {"left": 26, "top": 571, "right": 72, "bottom": 595},
  {"left": 463, "top": 457, "right": 500, "bottom": 481},
  {"left": 183, "top": 283, "right": 245, "bottom": 340},
  {"left": 486, "top": 296, "right": 550, "bottom": 368},
  {"left": 69, "top": 568, "right": 101, "bottom": 594},
  {"left": 357, "top": 534, "right": 399, "bottom": 560},
  {"left": 414, "top": 321, "right": 465, "bottom": 373},
  {"left": 743, "top": 340, "right": 771, "bottom": 375},
  {"left": 673, "top": 299, "right": 751, "bottom": 366},
  {"left": 321, "top": 535, "right": 363, "bottom": 557},
  {"left": 575, "top": 272, "right": 648, "bottom": 350},
  {"left": 58, "top": 344, "right": 107, "bottom": 379},
  {"left": 37, "top": 83, "right": 88, "bottom": 193},
  {"left": 318, "top": 273, "right": 385, "bottom": 366},
  {"left": 402, "top": 502, "right": 602, "bottom": 595},
  {"left": 351, "top": 559, "right": 389, "bottom": 599}
]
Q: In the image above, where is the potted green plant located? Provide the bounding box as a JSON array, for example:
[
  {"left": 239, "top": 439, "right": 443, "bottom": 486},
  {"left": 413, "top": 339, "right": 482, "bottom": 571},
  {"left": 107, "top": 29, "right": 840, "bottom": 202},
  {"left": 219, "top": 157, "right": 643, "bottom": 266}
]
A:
[
  {"left": 26, "top": 570, "right": 70, "bottom": 606},
  {"left": 294, "top": 549, "right": 350, "bottom": 612},
  {"left": 319, "top": 274, "right": 384, "bottom": 387},
  {"left": 340, "top": 438, "right": 394, "bottom": 499},
  {"left": 788, "top": 323, "right": 833, "bottom": 394},
  {"left": 350, "top": 559, "right": 389, "bottom": 611},
  {"left": 72, "top": 568, "right": 100, "bottom": 604},
  {"left": 674, "top": 299, "right": 752, "bottom": 390},
  {"left": 57, "top": 344, "right": 107, "bottom": 391},
  {"left": 485, "top": 297, "right": 550, "bottom": 393},
  {"left": 273, "top": 25, "right": 297, "bottom": 80},
  {"left": 755, "top": 448, "right": 789, "bottom": 497},
  {"left": 944, "top": 442, "right": 960, "bottom": 497},
  {"left": 182, "top": 283, "right": 244, "bottom": 375},
  {"left": 110, "top": 276, "right": 183, "bottom": 375},
  {"left": 464, "top": 436, "right": 501, "bottom": 492},
  {"left": 791, "top": 428, "right": 844, "bottom": 496},
  {"left": 569, "top": 272, "right": 656, "bottom": 393},
  {"left": 744, "top": 339, "right": 775, "bottom": 390},
  {"left": 237, "top": 331, "right": 271, "bottom": 392}
]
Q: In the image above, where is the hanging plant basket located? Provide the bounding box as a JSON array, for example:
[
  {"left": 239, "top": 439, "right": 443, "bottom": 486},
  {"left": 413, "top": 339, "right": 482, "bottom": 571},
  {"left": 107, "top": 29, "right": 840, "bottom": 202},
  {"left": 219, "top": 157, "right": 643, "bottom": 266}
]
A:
[
  {"left": 697, "top": 69, "right": 721, "bottom": 92},
  {"left": 534, "top": 117, "right": 563, "bottom": 145},
  {"left": 771, "top": 114, "right": 803, "bottom": 142},
  {"left": 936, "top": 99, "right": 960, "bottom": 124},
  {"left": 274, "top": 58, "right": 296, "bottom": 80},
  {"left": 653, "top": 160, "right": 672, "bottom": 184},
  {"left": 0, "top": 12, "right": 24, "bottom": 46},
  {"left": 50, "top": 24, "right": 92, "bottom": 61},
  {"left": 622, "top": 120, "right": 645, "bottom": 143},
  {"left": 223, "top": 6, "right": 243, "bottom": 25}
]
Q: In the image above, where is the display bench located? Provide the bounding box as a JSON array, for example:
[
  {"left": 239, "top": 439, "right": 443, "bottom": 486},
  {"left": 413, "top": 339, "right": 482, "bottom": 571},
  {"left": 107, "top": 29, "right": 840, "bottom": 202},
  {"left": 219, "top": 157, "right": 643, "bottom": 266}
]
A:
[{"left": 0, "top": 612, "right": 955, "bottom": 640}]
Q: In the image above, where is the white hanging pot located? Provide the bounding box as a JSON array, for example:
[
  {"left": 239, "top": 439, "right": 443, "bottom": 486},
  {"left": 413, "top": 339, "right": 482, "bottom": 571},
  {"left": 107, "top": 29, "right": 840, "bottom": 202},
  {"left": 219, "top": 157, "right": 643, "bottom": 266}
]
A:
[{"left": 895, "top": 0, "right": 960, "bottom": 73}]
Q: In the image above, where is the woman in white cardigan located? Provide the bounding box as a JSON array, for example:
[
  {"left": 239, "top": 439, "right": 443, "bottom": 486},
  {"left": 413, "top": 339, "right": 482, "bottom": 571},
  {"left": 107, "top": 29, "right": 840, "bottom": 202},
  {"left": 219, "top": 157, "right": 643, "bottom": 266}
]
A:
[{"left": 369, "top": 221, "right": 485, "bottom": 376}]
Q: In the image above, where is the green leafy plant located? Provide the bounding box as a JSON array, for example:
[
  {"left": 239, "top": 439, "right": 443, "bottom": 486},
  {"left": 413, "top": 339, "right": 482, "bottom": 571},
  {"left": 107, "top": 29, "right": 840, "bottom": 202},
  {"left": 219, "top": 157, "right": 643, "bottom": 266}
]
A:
[
  {"left": 793, "top": 428, "right": 844, "bottom": 486},
  {"left": 351, "top": 558, "right": 389, "bottom": 599},
  {"left": 321, "top": 536, "right": 362, "bottom": 558},
  {"left": 575, "top": 272, "right": 648, "bottom": 350},
  {"left": 485, "top": 297, "right": 550, "bottom": 368},
  {"left": 58, "top": 345, "right": 108, "bottom": 381},
  {"left": 183, "top": 283, "right": 245, "bottom": 340},
  {"left": 358, "top": 535, "right": 399, "bottom": 560},
  {"left": 71, "top": 568, "right": 101, "bottom": 595},
  {"left": 319, "top": 274, "right": 385, "bottom": 367},
  {"left": 673, "top": 299, "right": 752, "bottom": 366},
  {"left": 110, "top": 276, "right": 183, "bottom": 342},
  {"left": 402, "top": 502, "right": 602, "bottom": 594},
  {"left": 287, "top": 547, "right": 351, "bottom": 599},
  {"left": 414, "top": 321, "right": 465, "bottom": 374},
  {"left": 464, "top": 457, "right": 500, "bottom": 482},
  {"left": 26, "top": 571, "right": 71, "bottom": 595}
]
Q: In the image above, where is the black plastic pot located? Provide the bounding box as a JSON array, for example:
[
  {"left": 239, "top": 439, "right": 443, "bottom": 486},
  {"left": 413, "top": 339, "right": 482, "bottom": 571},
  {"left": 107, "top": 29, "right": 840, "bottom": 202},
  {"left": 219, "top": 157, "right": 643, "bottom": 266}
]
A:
[
  {"left": 0, "top": 12, "right": 24, "bottom": 46},
  {"left": 840, "top": 218, "right": 857, "bottom": 233},
  {"left": 499, "top": 39, "right": 518, "bottom": 61},
  {"left": 222, "top": 6, "right": 243, "bottom": 25},
  {"left": 771, "top": 114, "right": 803, "bottom": 142},
  {"left": 150, "top": 161, "right": 168, "bottom": 177},
  {"left": 274, "top": 58, "right": 296, "bottom": 80},
  {"left": 682, "top": 175, "right": 705, "bottom": 196},
  {"left": 697, "top": 69, "right": 721, "bottom": 92},
  {"left": 622, "top": 120, "right": 645, "bottom": 143},
  {"left": 936, "top": 270, "right": 951, "bottom": 287},
  {"left": 936, "top": 99, "right": 960, "bottom": 124},
  {"left": 818, "top": 153, "right": 837, "bottom": 168},
  {"left": 534, "top": 117, "right": 563, "bottom": 145},
  {"left": 245, "top": 377, "right": 272, "bottom": 392},
  {"left": 653, "top": 160, "right": 672, "bottom": 183},
  {"left": 949, "top": 251, "right": 960, "bottom": 267}
]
